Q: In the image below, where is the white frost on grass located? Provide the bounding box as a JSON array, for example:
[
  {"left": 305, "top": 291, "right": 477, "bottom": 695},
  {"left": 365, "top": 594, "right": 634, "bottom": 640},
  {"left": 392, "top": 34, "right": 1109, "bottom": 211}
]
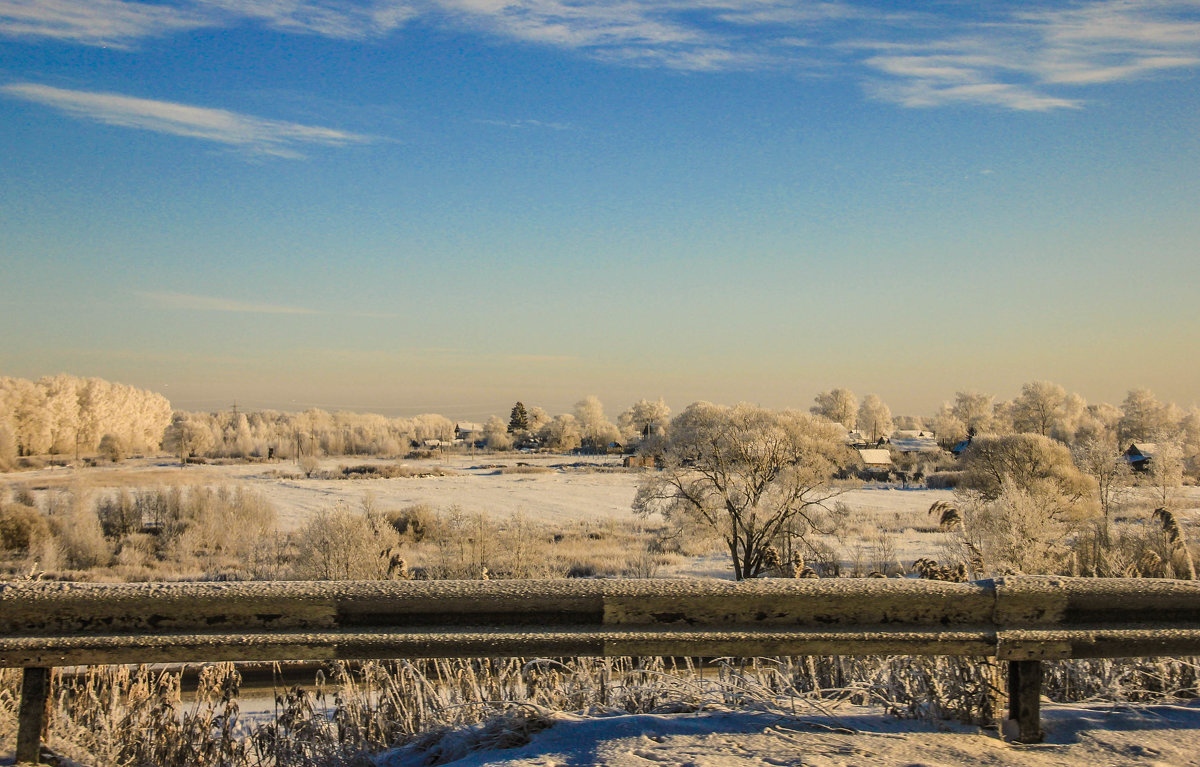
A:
[{"left": 375, "top": 702, "right": 1200, "bottom": 767}]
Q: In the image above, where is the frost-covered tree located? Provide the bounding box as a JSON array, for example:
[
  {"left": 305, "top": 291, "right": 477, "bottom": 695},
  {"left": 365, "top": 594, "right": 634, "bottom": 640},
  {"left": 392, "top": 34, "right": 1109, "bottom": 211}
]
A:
[
  {"left": 521, "top": 406, "right": 548, "bottom": 435},
  {"left": 0, "top": 425, "right": 15, "bottom": 471},
  {"left": 1075, "top": 402, "right": 1122, "bottom": 445},
  {"left": 1052, "top": 392, "right": 1089, "bottom": 444},
  {"left": 930, "top": 402, "right": 967, "bottom": 446},
  {"left": 957, "top": 434, "right": 1094, "bottom": 520},
  {"left": 1012, "top": 380, "right": 1067, "bottom": 437},
  {"left": 412, "top": 413, "right": 454, "bottom": 444},
  {"left": 1072, "top": 436, "right": 1132, "bottom": 541},
  {"left": 162, "top": 413, "right": 217, "bottom": 464},
  {"left": 1144, "top": 436, "right": 1185, "bottom": 510},
  {"left": 952, "top": 391, "right": 995, "bottom": 434},
  {"left": 41, "top": 374, "right": 81, "bottom": 455},
  {"left": 483, "top": 416, "right": 513, "bottom": 450},
  {"left": 1118, "top": 389, "right": 1172, "bottom": 444},
  {"left": 634, "top": 402, "right": 849, "bottom": 580},
  {"left": 538, "top": 413, "right": 581, "bottom": 451},
  {"left": 856, "top": 394, "right": 893, "bottom": 443},
  {"left": 574, "top": 395, "right": 620, "bottom": 450},
  {"left": 810, "top": 388, "right": 857, "bottom": 429},
  {"left": 3, "top": 377, "right": 50, "bottom": 455},
  {"left": 619, "top": 398, "right": 670, "bottom": 439}
]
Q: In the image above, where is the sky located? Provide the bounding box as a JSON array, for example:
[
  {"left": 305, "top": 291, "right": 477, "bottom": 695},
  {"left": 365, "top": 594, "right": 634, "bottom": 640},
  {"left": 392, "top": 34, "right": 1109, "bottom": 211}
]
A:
[{"left": 1, "top": 0, "right": 1198, "bottom": 421}]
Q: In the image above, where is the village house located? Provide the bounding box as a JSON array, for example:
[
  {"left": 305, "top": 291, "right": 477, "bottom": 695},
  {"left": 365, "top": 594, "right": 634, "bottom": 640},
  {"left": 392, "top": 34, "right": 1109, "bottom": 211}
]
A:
[{"left": 1124, "top": 442, "right": 1157, "bottom": 472}]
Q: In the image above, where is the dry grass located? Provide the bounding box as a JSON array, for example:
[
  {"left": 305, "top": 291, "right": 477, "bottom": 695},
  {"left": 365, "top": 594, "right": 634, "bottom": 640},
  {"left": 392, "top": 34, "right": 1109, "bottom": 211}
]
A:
[
  {"left": 403, "top": 511, "right": 684, "bottom": 580},
  {"left": 4, "top": 655, "right": 1198, "bottom": 766}
]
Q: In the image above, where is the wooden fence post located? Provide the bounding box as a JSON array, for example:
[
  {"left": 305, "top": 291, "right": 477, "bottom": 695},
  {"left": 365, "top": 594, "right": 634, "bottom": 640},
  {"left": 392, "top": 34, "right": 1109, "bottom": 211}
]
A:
[
  {"left": 1006, "top": 659, "right": 1043, "bottom": 743},
  {"left": 16, "top": 666, "right": 52, "bottom": 765}
]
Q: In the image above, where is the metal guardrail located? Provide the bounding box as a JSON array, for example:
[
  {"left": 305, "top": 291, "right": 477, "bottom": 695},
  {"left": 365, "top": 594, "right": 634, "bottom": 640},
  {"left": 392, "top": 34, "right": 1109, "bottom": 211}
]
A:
[{"left": 4, "top": 576, "right": 1200, "bottom": 762}]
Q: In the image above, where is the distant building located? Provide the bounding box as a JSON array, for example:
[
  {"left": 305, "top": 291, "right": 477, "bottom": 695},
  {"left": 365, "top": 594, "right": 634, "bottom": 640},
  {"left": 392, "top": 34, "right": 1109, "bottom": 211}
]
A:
[
  {"left": 1125, "top": 442, "right": 1157, "bottom": 472},
  {"left": 454, "top": 422, "right": 484, "bottom": 446},
  {"left": 856, "top": 448, "right": 893, "bottom": 480},
  {"left": 847, "top": 430, "right": 885, "bottom": 449}
]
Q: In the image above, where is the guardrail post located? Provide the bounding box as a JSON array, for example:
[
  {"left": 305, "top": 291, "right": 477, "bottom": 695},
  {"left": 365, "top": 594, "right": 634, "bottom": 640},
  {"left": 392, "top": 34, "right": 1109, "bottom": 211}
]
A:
[
  {"left": 16, "top": 666, "right": 52, "bottom": 765},
  {"left": 1006, "top": 660, "right": 1043, "bottom": 743}
]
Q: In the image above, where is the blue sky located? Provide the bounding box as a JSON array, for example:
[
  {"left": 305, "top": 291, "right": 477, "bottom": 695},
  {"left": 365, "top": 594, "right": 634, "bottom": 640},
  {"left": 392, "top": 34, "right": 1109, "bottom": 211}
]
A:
[{"left": 2, "top": 0, "right": 1198, "bottom": 420}]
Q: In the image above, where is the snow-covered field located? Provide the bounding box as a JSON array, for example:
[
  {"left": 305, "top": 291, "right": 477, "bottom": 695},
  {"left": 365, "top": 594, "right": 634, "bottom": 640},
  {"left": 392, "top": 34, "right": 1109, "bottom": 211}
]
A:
[
  {"left": 7, "top": 453, "right": 966, "bottom": 577},
  {"left": 11, "top": 452, "right": 1200, "bottom": 580},
  {"left": 8, "top": 453, "right": 955, "bottom": 529},
  {"left": 375, "top": 702, "right": 1200, "bottom": 767}
]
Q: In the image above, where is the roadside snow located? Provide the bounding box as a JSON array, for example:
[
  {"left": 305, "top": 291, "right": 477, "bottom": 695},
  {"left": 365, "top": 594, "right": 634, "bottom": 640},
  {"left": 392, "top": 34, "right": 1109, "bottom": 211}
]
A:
[{"left": 375, "top": 702, "right": 1200, "bottom": 767}]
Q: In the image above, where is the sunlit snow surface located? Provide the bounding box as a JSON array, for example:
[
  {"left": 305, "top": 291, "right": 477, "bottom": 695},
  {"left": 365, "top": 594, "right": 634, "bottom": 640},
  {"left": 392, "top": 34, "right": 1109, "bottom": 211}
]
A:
[{"left": 376, "top": 703, "right": 1200, "bottom": 767}]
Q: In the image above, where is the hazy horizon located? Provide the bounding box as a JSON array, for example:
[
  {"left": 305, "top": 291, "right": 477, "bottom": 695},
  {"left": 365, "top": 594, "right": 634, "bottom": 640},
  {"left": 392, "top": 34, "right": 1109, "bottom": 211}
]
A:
[{"left": 3, "top": 1, "right": 1198, "bottom": 418}]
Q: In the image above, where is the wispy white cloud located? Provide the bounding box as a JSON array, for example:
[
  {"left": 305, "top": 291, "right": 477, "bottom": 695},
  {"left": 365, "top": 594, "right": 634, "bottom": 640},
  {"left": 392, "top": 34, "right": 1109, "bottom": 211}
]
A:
[
  {"left": 1, "top": 83, "right": 372, "bottom": 157},
  {"left": 0, "top": 0, "right": 210, "bottom": 47},
  {"left": 859, "top": 49, "right": 1084, "bottom": 111},
  {"left": 138, "top": 291, "right": 321, "bottom": 314},
  {"left": 4, "top": 1, "right": 1200, "bottom": 111},
  {"left": 0, "top": 0, "right": 416, "bottom": 45},
  {"left": 476, "top": 117, "right": 573, "bottom": 130},
  {"left": 199, "top": 0, "right": 416, "bottom": 39},
  {"left": 854, "top": 1, "right": 1200, "bottom": 109},
  {"left": 866, "top": 76, "right": 1082, "bottom": 111},
  {"left": 439, "top": 0, "right": 735, "bottom": 71}
]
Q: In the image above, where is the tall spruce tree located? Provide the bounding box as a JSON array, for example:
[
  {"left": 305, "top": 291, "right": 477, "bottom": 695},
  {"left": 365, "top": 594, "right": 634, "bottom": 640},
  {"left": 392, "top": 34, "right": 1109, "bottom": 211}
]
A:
[{"left": 508, "top": 402, "right": 529, "bottom": 433}]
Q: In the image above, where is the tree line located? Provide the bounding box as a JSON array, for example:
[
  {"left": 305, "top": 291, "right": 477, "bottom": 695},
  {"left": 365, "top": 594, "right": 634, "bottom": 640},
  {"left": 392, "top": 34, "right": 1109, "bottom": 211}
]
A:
[
  {"left": 0, "top": 375, "right": 172, "bottom": 466},
  {"left": 2, "top": 374, "right": 1197, "bottom": 477},
  {"left": 809, "top": 383, "right": 1200, "bottom": 453}
]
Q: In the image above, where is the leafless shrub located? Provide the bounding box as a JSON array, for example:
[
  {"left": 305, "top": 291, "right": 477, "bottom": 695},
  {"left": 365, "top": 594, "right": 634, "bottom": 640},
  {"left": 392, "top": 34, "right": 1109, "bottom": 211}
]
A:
[
  {"left": 386, "top": 503, "right": 442, "bottom": 543},
  {"left": 869, "top": 532, "right": 898, "bottom": 576},
  {"left": 96, "top": 488, "right": 141, "bottom": 538},
  {"left": 43, "top": 489, "right": 111, "bottom": 570},
  {"left": 299, "top": 454, "right": 320, "bottom": 477},
  {"left": 963, "top": 479, "right": 1076, "bottom": 575},
  {"left": 292, "top": 503, "right": 402, "bottom": 580},
  {"left": 0, "top": 502, "right": 50, "bottom": 553},
  {"left": 97, "top": 433, "right": 127, "bottom": 463},
  {"left": 924, "top": 471, "right": 962, "bottom": 489}
]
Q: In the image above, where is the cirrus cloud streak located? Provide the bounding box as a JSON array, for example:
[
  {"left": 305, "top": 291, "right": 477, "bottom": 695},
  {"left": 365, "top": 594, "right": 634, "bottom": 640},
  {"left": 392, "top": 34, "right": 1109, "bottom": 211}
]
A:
[{"left": 1, "top": 82, "right": 372, "bottom": 157}]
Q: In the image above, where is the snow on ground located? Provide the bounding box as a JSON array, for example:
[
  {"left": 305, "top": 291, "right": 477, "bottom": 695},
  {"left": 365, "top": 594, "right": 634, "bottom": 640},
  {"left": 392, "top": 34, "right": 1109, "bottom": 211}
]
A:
[
  {"left": 375, "top": 702, "right": 1200, "bottom": 767},
  {"left": 7, "top": 455, "right": 1199, "bottom": 578},
  {"left": 4, "top": 455, "right": 957, "bottom": 532},
  {"left": 256, "top": 455, "right": 646, "bottom": 532}
]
